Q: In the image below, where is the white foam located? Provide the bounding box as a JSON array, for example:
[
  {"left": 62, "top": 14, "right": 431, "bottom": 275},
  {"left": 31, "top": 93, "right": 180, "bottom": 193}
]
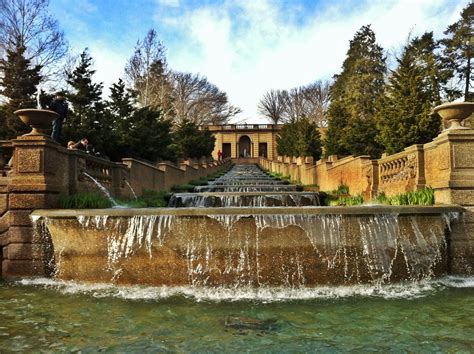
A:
[{"left": 15, "top": 276, "right": 473, "bottom": 302}]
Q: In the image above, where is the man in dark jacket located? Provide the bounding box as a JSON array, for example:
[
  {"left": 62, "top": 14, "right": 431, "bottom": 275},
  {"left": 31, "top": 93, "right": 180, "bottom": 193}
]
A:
[{"left": 49, "top": 93, "right": 68, "bottom": 142}]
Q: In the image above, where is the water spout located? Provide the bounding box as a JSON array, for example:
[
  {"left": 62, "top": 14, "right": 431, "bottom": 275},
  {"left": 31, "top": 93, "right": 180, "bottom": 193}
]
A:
[
  {"left": 124, "top": 179, "right": 138, "bottom": 201},
  {"left": 82, "top": 172, "right": 120, "bottom": 207}
]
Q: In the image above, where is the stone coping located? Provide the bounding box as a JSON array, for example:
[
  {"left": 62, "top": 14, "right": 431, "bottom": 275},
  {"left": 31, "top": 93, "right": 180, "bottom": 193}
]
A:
[
  {"left": 31, "top": 205, "right": 464, "bottom": 218},
  {"left": 172, "top": 192, "right": 319, "bottom": 196}
]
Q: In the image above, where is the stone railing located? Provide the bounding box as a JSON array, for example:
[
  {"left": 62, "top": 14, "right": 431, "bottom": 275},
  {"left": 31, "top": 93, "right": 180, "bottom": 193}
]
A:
[{"left": 378, "top": 144, "right": 425, "bottom": 196}]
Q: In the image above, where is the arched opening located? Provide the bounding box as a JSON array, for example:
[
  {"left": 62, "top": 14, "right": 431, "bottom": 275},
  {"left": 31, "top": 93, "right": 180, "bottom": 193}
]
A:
[{"left": 238, "top": 135, "right": 251, "bottom": 158}]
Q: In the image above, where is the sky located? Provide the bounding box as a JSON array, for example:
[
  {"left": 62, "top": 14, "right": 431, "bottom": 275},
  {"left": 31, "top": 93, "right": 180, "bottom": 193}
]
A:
[{"left": 49, "top": 0, "right": 470, "bottom": 123}]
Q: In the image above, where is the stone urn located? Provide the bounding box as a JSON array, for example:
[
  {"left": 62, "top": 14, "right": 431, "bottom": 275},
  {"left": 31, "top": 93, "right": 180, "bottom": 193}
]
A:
[
  {"left": 433, "top": 102, "right": 474, "bottom": 130},
  {"left": 14, "top": 109, "right": 59, "bottom": 136}
]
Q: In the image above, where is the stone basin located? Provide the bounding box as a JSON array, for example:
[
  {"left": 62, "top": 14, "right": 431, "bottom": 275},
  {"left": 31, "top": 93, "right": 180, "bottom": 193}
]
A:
[{"left": 32, "top": 205, "right": 464, "bottom": 287}]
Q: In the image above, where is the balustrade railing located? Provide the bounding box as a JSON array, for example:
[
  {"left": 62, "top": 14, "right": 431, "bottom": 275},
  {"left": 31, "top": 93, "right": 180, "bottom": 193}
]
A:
[
  {"left": 0, "top": 141, "right": 13, "bottom": 177},
  {"left": 379, "top": 149, "right": 419, "bottom": 185}
]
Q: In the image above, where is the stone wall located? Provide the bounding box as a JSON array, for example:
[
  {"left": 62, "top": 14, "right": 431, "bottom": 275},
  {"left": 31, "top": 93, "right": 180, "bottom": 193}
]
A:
[
  {"left": 0, "top": 135, "right": 230, "bottom": 279},
  {"left": 259, "top": 128, "right": 474, "bottom": 275},
  {"left": 259, "top": 129, "right": 474, "bottom": 204}
]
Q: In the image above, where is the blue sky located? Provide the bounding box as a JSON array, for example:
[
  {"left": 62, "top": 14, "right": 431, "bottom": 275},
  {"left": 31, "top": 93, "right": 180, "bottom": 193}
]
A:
[{"left": 49, "top": 0, "right": 470, "bottom": 122}]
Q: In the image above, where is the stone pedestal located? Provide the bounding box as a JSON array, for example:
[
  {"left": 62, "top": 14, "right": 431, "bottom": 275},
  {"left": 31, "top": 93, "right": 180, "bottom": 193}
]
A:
[
  {"left": 424, "top": 129, "right": 474, "bottom": 274},
  {"left": 1, "top": 135, "right": 63, "bottom": 279},
  {"left": 424, "top": 129, "right": 474, "bottom": 205}
]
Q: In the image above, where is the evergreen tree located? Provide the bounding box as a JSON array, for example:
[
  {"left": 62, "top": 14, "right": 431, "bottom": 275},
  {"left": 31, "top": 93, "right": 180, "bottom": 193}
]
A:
[
  {"left": 171, "top": 120, "right": 216, "bottom": 159},
  {"left": 108, "top": 78, "right": 136, "bottom": 119},
  {"left": 325, "top": 25, "right": 386, "bottom": 157},
  {"left": 0, "top": 43, "right": 42, "bottom": 138},
  {"left": 441, "top": 3, "right": 474, "bottom": 101},
  {"left": 126, "top": 107, "right": 174, "bottom": 162},
  {"left": 63, "top": 49, "right": 104, "bottom": 144},
  {"left": 277, "top": 117, "right": 322, "bottom": 160},
  {"left": 376, "top": 32, "right": 443, "bottom": 154}
]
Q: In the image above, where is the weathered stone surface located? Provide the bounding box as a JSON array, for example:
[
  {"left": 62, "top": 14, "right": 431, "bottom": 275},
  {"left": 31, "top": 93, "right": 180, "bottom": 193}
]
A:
[
  {"left": 2, "top": 259, "right": 46, "bottom": 278},
  {"left": 6, "top": 210, "right": 33, "bottom": 226},
  {"left": 0, "top": 231, "right": 8, "bottom": 246},
  {"left": 8, "top": 193, "right": 58, "bottom": 210},
  {"left": 17, "top": 148, "right": 42, "bottom": 173},
  {"left": 0, "top": 193, "right": 7, "bottom": 215},
  {"left": 8, "top": 226, "right": 34, "bottom": 243}
]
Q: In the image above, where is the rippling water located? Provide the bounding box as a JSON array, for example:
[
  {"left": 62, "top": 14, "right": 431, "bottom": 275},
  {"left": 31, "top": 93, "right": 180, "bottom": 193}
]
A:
[{"left": 1, "top": 277, "right": 473, "bottom": 352}]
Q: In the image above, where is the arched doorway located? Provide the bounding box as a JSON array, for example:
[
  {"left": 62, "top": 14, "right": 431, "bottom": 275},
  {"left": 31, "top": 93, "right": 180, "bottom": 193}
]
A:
[{"left": 239, "top": 135, "right": 251, "bottom": 157}]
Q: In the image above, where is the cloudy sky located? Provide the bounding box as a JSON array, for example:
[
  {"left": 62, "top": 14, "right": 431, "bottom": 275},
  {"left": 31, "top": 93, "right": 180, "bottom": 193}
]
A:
[{"left": 49, "top": 0, "right": 469, "bottom": 123}]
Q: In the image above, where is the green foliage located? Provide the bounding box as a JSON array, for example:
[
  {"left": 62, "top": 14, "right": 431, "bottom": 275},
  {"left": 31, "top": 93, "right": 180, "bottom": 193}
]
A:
[
  {"left": 63, "top": 49, "right": 104, "bottom": 145},
  {"left": 122, "top": 107, "right": 174, "bottom": 162},
  {"left": 325, "top": 25, "right": 386, "bottom": 158},
  {"left": 328, "top": 194, "right": 364, "bottom": 206},
  {"left": 60, "top": 190, "right": 170, "bottom": 209},
  {"left": 441, "top": 3, "right": 474, "bottom": 101},
  {"left": 0, "top": 44, "right": 42, "bottom": 139},
  {"left": 170, "top": 184, "right": 194, "bottom": 193},
  {"left": 322, "top": 184, "right": 353, "bottom": 205},
  {"left": 376, "top": 32, "right": 443, "bottom": 154},
  {"left": 59, "top": 192, "right": 112, "bottom": 209},
  {"left": 189, "top": 176, "right": 209, "bottom": 186},
  {"left": 276, "top": 117, "right": 322, "bottom": 160},
  {"left": 170, "top": 120, "right": 216, "bottom": 159},
  {"left": 119, "top": 190, "right": 169, "bottom": 208},
  {"left": 376, "top": 188, "right": 435, "bottom": 206}
]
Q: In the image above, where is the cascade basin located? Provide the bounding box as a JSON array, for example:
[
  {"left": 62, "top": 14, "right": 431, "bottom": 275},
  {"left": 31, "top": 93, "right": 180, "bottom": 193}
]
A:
[
  {"left": 32, "top": 205, "right": 463, "bottom": 287},
  {"left": 168, "top": 191, "right": 321, "bottom": 207}
]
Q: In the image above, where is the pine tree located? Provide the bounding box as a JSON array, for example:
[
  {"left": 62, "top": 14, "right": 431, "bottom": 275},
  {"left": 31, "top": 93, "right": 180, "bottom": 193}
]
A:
[
  {"left": 127, "top": 107, "right": 174, "bottom": 162},
  {"left": 108, "top": 78, "right": 136, "bottom": 119},
  {"left": 325, "top": 25, "right": 386, "bottom": 157},
  {"left": 0, "top": 43, "right": 42, "bottom": 138},
  {"left": 171, "top": 120, "right": 216, "bottom": 159},
  {"left": 376, "top": 32, "right": 443, "bottom": 154},
  {"left": 441, "top": 3, "right": 474, "bottom": 101},
  {"left": 276, "top": 117, "right": 322, "bottom": 160},
  {"left": 63, "top": 49, "right": 104, "bottom": 143}
]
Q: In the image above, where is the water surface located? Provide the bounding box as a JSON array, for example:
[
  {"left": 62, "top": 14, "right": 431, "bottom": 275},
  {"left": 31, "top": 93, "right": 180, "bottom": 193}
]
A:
[{"left": 1, "top": 277, "right": 473, "bottom": 352}]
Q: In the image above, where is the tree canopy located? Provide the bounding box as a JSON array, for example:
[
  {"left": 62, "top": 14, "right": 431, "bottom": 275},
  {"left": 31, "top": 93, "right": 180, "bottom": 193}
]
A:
[
  {"left": 376, "top": 32, "right": 443, "bottom": 154},
  {"left": 325, "top": 25, "right": 386, "bottom": 158}
]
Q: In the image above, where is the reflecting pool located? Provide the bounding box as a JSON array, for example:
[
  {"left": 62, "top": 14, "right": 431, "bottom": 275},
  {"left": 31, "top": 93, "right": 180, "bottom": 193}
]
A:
[{"left": 1, "top": 277, "right": 473, "bottom": 352}]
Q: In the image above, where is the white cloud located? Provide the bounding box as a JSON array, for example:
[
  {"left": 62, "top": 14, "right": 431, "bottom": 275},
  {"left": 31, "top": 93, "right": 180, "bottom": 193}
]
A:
[
  {"left": 87, "top": 0, "right": 470, "bottom": 123},
  {"left": 160, "top": 0, "right": 459, "bottom": 122},
  {"left": 157, "top": 0, "right": 180, "bottom": 7}
]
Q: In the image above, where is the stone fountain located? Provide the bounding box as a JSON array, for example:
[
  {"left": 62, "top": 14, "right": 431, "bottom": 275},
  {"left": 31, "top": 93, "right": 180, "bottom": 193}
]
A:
[{"left": 32, "top": 164, "right": 463, "bottom": 287}]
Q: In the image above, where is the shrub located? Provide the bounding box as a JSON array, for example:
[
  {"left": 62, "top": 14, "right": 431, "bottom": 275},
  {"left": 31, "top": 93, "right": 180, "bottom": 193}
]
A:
[{"left": 59, "top": 192, "right": 113, "bottom": 209}]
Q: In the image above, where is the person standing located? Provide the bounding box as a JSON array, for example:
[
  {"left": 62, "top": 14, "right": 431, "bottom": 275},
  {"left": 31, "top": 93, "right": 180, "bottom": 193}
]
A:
[
  {"left": 217, "top": 149, "right": 222, "bottom": 160},
  {"left": 49, "top": 93, "right": 68, "bottom": 142}
]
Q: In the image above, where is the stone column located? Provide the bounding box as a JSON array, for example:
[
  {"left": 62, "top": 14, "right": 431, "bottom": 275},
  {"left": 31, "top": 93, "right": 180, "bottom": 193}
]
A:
[
  {"left": 424, "top": 129, "right": 474, "bottom": 205},
  {"left": 2, "top": 135, "right": 67, "bottom": 279},
  {"left": 424, "top": 129, "right": 474, "bottom": 274}
]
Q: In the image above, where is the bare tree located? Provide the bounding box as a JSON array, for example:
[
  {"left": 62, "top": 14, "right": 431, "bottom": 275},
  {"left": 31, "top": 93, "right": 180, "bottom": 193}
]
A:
[
  {"left": 124, "top": 29, "right": 172, "bottom": 112},
  {"left": 257, "top": 89, "right": 286, "bottom": 124},
  {"left": 303, "top": 80, "right": 331, "bottom": 127},
  {"left": 283, "top": 86, "right": 307, "bottom": 122},
  {"left": 0, "top": 0, "right": 68, "bottom": 77},
  {"left": 261, "top": 80, "right": 331, "bottom": 126},
  {"left": 170, "top": 71, "right": 240, "bottom": 125}
]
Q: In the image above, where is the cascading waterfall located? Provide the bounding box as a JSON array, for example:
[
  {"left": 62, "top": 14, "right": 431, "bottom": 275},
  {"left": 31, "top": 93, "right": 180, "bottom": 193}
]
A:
[{"left": 34, "top": 164, "right": 464, "bottom": 288}]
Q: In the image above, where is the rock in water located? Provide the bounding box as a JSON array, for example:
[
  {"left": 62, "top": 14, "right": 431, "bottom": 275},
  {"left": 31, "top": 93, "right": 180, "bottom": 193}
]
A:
[{"left": 224, "top": 316, "right": 277, "bottom": 331}]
